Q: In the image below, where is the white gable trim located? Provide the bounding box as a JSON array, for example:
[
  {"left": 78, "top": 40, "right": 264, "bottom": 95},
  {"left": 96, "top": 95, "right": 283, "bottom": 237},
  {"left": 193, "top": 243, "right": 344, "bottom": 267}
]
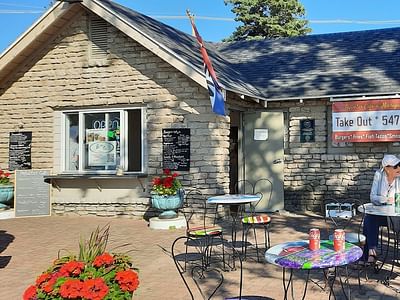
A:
[
  {"left": 0, "top": 1, "right": 69, "bottom": 70},
  {"left": 2, "top": 0, "right": 269, "bottom": 102},
  {"left": 0, "top": 0, "right": 209, "bottom": 91}
]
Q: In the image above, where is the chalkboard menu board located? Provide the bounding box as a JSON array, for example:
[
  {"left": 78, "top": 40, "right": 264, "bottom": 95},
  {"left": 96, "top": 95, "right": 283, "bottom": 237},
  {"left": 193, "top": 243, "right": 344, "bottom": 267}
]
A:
[
  {"left": 162, "top": 128, "right": 190, "bottom": 171},
  {"left": 15, "top": 170, "right": 50, "bottom": 217},
  {"left": 9, "top": 131, "right": 32, "bottom": 171},
  {"left": 300, "top": 119, "right": 315, "bottom": 143}
]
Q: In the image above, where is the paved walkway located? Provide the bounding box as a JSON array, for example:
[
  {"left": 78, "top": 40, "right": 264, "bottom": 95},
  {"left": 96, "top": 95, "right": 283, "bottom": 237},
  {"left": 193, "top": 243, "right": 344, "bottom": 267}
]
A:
[{"left": 0, "top": 211, "right": 399, "bottom": 299}]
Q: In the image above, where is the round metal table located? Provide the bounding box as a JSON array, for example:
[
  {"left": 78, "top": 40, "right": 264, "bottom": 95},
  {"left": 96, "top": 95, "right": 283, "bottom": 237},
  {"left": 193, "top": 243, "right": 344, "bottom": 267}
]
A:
[{"left": 265, "top": 240, "right": 363, "bottom": 300}]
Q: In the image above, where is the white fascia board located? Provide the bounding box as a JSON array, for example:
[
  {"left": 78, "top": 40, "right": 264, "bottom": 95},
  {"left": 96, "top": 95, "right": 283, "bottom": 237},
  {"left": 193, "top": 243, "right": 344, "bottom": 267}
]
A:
[{"left": 0, "top": 1, "right": 69, "bottom": 70}]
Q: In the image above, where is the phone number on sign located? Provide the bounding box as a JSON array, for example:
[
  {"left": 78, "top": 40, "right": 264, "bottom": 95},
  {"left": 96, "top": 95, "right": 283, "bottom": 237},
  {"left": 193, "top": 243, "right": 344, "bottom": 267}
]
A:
[
  {"left": 333, "top": 110, "right": 400, "bottom": 131},
  {"left": 382, "top": 115, "right": 400, "bottom": 125}
]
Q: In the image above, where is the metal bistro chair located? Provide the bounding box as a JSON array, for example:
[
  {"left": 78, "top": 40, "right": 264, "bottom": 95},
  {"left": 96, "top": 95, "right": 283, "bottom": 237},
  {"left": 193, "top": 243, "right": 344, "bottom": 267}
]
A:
[
  {"left": 322, "top": 198, "right": 366, "bottom": 247},
  {"left": 239, "top": 178, "right": 273, "bottom": 262},
  {"left": 180, "top": 189, "right": 226, "bottom": 270},
  {"left": 172, "top": 235, "right": 244, "bottom": 300},
  {"left": 382, "top": 215, "right": 400, "bottom": 285},
  {"left": 322, "top": 198, "right": 367, "bottom": 295}
]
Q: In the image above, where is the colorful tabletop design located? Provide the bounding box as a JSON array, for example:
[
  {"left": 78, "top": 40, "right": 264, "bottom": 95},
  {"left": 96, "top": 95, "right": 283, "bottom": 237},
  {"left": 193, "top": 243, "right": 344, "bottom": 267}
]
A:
[{"left": 265, "top": 240, "right": 363, "bottom": 270}]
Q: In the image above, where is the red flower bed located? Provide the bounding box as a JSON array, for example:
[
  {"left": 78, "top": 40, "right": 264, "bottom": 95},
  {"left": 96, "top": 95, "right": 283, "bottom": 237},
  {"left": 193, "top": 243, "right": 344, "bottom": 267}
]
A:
[
  {"left": 23, "top": 253, "right": 139, "bottom": 300},
  {"left": 151, "top": 169, "right": 182, "bottom": 196}
]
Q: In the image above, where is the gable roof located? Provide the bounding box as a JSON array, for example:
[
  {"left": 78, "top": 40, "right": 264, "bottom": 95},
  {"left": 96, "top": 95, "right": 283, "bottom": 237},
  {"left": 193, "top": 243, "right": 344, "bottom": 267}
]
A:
[
  {"left": 2, "top": 0, "right": 400, "bottom": 102},
  {"left": 215, "top": 29, "right": 400, "bottom": 101},
  {"left": 93, "top": 0, "right": 260, "bottom": 98}
]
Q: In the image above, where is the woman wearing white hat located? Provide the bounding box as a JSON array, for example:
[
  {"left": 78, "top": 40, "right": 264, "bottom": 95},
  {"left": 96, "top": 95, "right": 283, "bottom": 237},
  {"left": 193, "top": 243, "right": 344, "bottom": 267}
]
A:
[{"left": 362, "top": 154, "right": 400, "bottom": 263}]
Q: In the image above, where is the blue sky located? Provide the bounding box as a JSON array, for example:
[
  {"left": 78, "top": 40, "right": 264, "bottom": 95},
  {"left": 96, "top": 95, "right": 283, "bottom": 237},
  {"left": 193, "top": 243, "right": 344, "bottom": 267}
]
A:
[{"left": 1, "top": 0, "right": 400, "bottom": 53}]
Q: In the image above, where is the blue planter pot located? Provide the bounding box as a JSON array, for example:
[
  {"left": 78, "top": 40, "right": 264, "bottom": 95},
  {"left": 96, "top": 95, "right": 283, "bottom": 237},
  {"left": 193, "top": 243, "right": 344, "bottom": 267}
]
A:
[
  {"left": 151, "top": 192, "right": 183, "bottom": 219},
  {"left": 0, "top": 185, "right": 14, "bottom": 209}
]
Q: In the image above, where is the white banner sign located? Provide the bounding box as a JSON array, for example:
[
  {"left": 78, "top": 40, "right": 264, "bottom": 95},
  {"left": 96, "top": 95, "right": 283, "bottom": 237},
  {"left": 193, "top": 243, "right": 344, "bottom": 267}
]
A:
[{"left": 332, "top": 99, "right": 400, "bottom": 142}]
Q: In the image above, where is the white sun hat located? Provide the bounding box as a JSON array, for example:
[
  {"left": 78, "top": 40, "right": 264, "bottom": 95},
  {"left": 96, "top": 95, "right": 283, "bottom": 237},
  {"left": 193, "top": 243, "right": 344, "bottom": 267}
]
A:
[{"left": 382, "top": 154, "right": 400, "bottom": 168}]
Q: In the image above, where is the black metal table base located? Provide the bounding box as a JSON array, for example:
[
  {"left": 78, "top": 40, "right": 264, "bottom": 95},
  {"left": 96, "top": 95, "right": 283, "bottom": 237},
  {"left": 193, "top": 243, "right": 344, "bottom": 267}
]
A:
[
  {"left": 373, "top": 220, "right": 400, "bottom": 288},
  {"left": 282, "top": 266, "right": 353, "bottom": 300}
]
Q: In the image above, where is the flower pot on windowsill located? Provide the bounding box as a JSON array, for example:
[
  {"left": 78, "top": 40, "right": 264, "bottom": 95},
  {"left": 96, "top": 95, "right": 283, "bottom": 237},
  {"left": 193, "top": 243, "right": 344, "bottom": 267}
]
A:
[
  {"left": 0, "top": 185, "right": 14, "bottom": 209},
  {"left": 151, "top": 192, "right": 183, "bottom": 219}
]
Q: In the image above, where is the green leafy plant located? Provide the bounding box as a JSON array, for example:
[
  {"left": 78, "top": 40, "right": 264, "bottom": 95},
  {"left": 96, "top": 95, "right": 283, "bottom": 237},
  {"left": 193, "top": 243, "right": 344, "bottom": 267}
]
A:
[
  {"left": 79, "top": 224, "right": 109, "bottom": 263},
  {"left": 0, "top": 168, "right": 11, "bottom": 185},
  {"left": 151, "top": 169, "right": 182, "bottom": 196},
  {"left": 23, "top": 225, "right": 139, "bottom": 300}
]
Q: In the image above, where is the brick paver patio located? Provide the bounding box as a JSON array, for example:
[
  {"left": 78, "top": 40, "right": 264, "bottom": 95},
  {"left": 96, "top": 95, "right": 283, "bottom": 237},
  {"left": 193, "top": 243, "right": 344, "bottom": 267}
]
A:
[{"left": 0, "top": 211, "right": 399, "bottom": 299}]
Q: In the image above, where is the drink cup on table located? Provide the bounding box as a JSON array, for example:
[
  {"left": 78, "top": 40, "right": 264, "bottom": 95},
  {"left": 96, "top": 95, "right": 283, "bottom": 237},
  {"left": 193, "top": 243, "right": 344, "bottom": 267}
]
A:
[
  {"left": 333, "top": 229, "right": 345, "bottom": 252},
  {"left": 309, "top": 228, "right": 320, "bottom": 251}
]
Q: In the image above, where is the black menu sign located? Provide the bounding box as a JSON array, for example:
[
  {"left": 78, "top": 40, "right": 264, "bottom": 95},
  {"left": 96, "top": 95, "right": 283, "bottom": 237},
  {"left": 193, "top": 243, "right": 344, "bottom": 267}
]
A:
[
  {"left": 162, "top": 128, "right": 190, "bottom": 171},
  {"left": 9, "top": 131, "right": 32, "bottom": 171}
]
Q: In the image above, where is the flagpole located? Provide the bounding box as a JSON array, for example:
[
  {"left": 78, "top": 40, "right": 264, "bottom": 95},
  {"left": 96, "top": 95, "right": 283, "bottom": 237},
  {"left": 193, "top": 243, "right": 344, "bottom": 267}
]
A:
[
  {"left": 186, "top": 10, "right": 195, "bottom": 36},
  {"left": 186, "top": 9, "right": 226, "bottom": 116}
]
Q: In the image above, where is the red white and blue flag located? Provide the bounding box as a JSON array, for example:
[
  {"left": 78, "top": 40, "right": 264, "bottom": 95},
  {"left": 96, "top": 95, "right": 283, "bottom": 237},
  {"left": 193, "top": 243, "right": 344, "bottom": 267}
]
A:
[{"left": 187, "top": 11, "right": 225, "bottom": 116}]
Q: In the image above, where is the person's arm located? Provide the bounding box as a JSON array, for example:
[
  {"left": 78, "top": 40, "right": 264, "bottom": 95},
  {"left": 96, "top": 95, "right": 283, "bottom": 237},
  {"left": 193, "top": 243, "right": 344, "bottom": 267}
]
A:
[{"left": 370, "top": 171, "right": 387, "bottom": 205}]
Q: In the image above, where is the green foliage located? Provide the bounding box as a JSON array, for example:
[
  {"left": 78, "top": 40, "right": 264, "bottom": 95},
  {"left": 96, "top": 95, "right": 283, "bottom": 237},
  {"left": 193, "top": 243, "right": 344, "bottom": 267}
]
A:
[
  {"left": 79, "top": 224, "right": 110, "bottom": 263},
  {"left": 151, "top": 169, "right": 182, "bottom": 196},
  {"left": 0, "top": 169, "right": 11, "bottom": 185},
  {"left": 224, "top": 0, "right": 311, "bottom": 41},
  {"left": 23, "top": 226, "right": 139, "bottom": 300}
]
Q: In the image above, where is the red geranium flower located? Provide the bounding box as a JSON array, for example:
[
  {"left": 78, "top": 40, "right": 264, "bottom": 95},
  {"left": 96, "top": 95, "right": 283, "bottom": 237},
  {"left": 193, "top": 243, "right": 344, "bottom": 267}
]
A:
[
  {"left": 36, "top": 273, "right": 51, "bottom": 286},
  {"left": 59, "top": 261, "right": 85, "bottom": 276},
  {"left": 81, "top": 278, "right": 109, "bottom": 300},
  {"left": 0, "top": 168, "right": 11, "bottom": 185},
  {"left": 151, "top": 169, "right": 181, "bottom": 196},
  {"left": 23, "top": 285, "right": 37, "bottom": 300},
  {"left": 93, "top": 253, "right": 114, "bottom": 267},
  {"left": 152, "top": 177, "right": 161, "bottom": 185},
  {"left": 163, "top": 176, "right": 173, "bottom": 188},
  {"left": 59, "top": 279, "right": 83, "bottom": 299},
  {"left": 115, "top": 269, "right": 140, "bottom": 292},
  {"left": 42, "top": 277, "right": 57, "bottom": 293},
  {"left": 42, "top": 271, "right": 64, "bottom": 293}
]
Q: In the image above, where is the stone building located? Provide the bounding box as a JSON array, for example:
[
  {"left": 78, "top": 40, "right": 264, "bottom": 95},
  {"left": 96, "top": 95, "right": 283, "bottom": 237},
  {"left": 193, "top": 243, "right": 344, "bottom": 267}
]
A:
[{"left": 1, "top": 0, "right": 400, "bottom": 217}]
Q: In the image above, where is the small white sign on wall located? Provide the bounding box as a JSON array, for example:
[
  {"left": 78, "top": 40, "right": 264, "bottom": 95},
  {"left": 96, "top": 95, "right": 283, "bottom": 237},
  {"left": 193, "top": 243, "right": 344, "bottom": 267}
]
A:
[{"left": 254, "top": 129, "right": 268, "bottom": 141}]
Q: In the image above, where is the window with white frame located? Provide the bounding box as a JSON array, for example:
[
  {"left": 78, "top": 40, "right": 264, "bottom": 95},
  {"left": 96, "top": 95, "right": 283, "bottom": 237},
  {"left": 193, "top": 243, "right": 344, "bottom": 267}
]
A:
[{"left": 63, "top": 108, "right": 144, "bottom": 173}]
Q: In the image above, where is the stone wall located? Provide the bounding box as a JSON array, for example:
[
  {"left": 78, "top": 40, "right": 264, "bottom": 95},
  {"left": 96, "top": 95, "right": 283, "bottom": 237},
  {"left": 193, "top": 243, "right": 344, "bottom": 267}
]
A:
[
  {"left": 269, "top": 100, "right": 398, "bottom": 212},
  {"left": 0, "top": 12, "right": 231, "bottom": 217},
  {"left": 1, "top": 11, "right": 398, "bottom": 217}
]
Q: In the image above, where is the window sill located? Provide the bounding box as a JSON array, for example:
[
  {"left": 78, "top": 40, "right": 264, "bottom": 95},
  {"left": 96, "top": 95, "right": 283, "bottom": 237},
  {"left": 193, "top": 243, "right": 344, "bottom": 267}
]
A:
[{"left": 44, "top": 174, "right": 147, "bottom": 191}]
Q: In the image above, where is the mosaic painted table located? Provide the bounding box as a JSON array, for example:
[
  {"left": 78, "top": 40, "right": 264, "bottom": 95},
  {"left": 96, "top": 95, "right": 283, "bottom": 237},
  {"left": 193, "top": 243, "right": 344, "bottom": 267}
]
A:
[{"left": 265, "top": 240, "right": 363, "bottom": 300}]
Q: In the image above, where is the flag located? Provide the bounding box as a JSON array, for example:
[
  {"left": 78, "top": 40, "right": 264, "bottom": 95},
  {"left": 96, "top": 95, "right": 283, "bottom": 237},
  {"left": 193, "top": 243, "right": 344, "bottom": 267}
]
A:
[{"left": 187, "top": 11, "right": 225, "bottom": 116}]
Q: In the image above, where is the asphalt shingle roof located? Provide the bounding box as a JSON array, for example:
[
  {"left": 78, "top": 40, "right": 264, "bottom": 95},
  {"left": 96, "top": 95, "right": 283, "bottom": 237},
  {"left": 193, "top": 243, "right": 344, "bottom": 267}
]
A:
[{"left": 101, "top": 0, "right": 400, "bottom": 101}]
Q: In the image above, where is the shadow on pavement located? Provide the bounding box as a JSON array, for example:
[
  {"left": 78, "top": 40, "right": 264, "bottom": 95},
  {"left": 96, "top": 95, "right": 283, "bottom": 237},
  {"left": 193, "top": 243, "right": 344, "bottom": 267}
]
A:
[{"left": 0, "top": 230, "right": 14, "bottom": 268}]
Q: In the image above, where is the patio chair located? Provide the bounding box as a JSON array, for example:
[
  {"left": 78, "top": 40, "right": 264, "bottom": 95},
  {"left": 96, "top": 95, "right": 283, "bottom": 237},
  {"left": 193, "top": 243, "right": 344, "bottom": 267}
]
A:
[
  {"left": 240, "top": 178, "right": 272, "bottom": 262},
  {"left": 322, "top": 198, "right": 366, "bottom": 247},
  {"left": 322, "top": 198, "right": 367, "bottom": 293},
  {"left": 383, "top": 215, "right": 400, "bottom": 283},
  {"left": 180, "top": 189, "right": 225, "bottom": 270},
  {"left": 171, "top": 235, "right": 245, "bottom": 299}
]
